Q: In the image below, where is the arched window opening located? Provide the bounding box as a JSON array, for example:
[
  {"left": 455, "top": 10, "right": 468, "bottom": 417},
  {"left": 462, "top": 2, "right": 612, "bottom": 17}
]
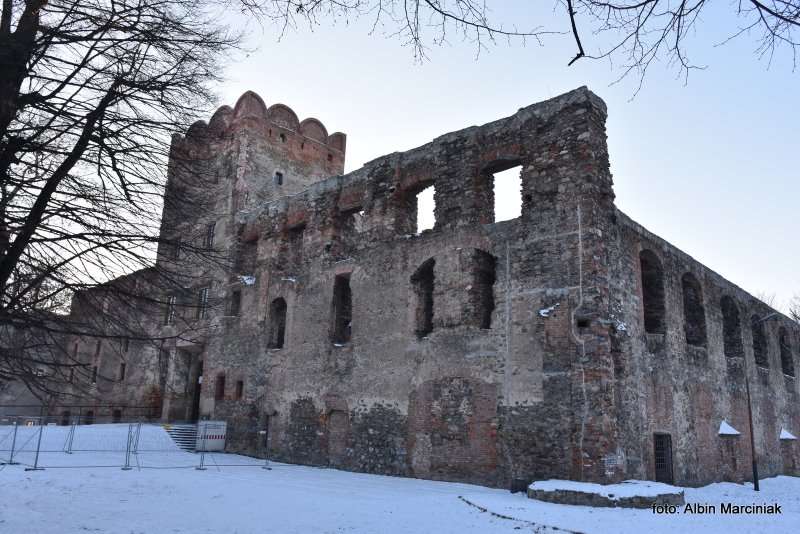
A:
[
  {"left": 214, "top": 374, "right": 226, "bottom": 401},
  {"left": 268, "top": 298, "right": 287, "bottom": 349},
  {"left": 681, "top": 272, "right": 707, "bottom": 347},
  {"left": 640, "top": 250, "right": 666, "bottom": 334},
  {"left": 721, "top": 296, "right": 744, "bottom": 358},
  {"left": 331, "top": 274, "right": 352, "bottom": 344},
  {"left": 411, "top": 259, "right": 435, "bottom": 338},
  {"left": 751, "top": 315, "right": 768, "bottom": 368},
  {"left": 779, "top": 327, "right": 794, "bottom": 377}
]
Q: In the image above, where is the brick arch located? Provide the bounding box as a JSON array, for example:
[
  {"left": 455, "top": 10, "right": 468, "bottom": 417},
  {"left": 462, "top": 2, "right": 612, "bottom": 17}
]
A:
[{"left": 299, "top": 118, "right": 328, "bottom": 143}]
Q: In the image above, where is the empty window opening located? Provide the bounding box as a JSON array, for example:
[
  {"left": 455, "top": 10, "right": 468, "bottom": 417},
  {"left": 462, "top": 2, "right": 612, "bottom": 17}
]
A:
[
  {"left": 779, "top": 327, "right": 794, "bottom": 377},
  {"left": 229, "top": 289, "right": 241, "bottom": 316},
  {"left": 85, "top": 410, "right": 94, "bottom": 425},
  {"left": 681, "top": 272, "right": 707, "bottom": 347},
  {"left": 279, "top": 133, "right": 287, "bottom": 143},
  {"left": 235, "top": 380, "right": 244, "bottom": 400},
  {"left": 268, "top": 297, "right": 287, "bottom": 349},
  {"left": 411, "top": 259, "right": 435, "bottom": 338},
  {"left": 112, "top": 409, "right": 122, "bottom": 423},
  {"left": 474, "top": 250, "right": 497, "bottom": 329},
  {"left": 196, "top": 287, "right": 210, "bottom": 319},
  {"left": 288, "top": 224, "right": 305, "bottom": 264},
  {"left": 576, "top": 318, "right": 590, "bottom": 329},
  {"left": 119, "top": 362, "right": 126, "bottom": 381},
  {"left": 215, "top": 374, "right": 226, "bottom": 401},
  {"left": 653, "top": 433, "right": 674, "bottom": 484},
  {"left": 751, "top": 315, "right": 769, "bottom": 368},
  {"left": 340, "top": 207, "right": 366, "bottom": 234},
  {"left": 415, "top": 184, "right": 435, "bottom": 234},
  {"left": 165, "top": 295, "right": 176, "bottom": 325},
  {"left": 327, "top": 153, "right": 333, "bottom": 162},
  {"left": 60, "top": 411, "right": 71, "bottom": 426},
  {"left": 73, "top": 342, "right": 78, "bottom": 359},
  {"left": 274, "top": 171, "right": 284, "bottom": 186},
  {"left": 721, "top": 296, "right": 744, "bottom": 358},
  {"left": 640, "top": 250, "right": 666, "bottom": 334},
  {"left": 331, "top": 274, "right": 352, "bottom": 344},
  {"left": 204, "top": 222, "right": 216, "bottom": 248},
  {"left": 492, "top": 165, "right": 523, "bottom": 222}
]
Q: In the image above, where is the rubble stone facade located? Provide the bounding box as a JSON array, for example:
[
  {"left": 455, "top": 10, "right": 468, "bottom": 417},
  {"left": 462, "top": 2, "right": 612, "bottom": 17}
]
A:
[{"left": 13, "top": 87, "right": 799, "bottom": 488}]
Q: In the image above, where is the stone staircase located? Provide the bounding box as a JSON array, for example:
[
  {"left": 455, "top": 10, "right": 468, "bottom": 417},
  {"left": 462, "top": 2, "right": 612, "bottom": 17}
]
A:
[{"left": 164, "top": 423, "right": 197, "bottom": 452}]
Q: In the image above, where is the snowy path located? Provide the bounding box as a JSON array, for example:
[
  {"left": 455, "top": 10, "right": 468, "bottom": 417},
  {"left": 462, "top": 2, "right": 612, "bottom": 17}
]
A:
[{"left": 0, "top": 424, "right": 797, "bottom": 533}]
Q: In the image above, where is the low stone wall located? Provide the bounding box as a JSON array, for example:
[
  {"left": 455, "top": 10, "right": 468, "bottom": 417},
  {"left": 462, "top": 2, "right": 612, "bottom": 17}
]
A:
[{"left": 527, "top": 487, "right": 685, "bottom": 509}]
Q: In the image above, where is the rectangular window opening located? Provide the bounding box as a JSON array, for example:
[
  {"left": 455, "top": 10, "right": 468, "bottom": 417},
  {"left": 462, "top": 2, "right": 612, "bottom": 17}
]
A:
[
  {"left": 119, "top": 362, "right": 126, "bottom": 381},
  {"left": 415, "top": 184, "right": 435, "bottom": 234},
  {"left": 204, "top": 222, "right": 216, "bottom": 249},
  {"left": 492, "top": 165, "right": 523, "bottom": 223},
  {"left": 196, "top": 287, "right": 210, "bottom": 320},
  {"left": 235, "top": 380, "right": 244, "bottom": 400}
]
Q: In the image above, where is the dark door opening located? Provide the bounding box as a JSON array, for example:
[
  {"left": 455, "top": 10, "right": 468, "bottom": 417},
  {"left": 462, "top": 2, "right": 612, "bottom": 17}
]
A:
[
  {"left": 190, "top": 360, "right": 203, "bottom": 423},
  {"left": 654, "top": 433, "right": 674, "bottom": 484}
]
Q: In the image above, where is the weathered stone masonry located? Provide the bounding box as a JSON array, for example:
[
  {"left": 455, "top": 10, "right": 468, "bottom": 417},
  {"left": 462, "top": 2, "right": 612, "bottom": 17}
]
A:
[{"left": 54, "top": 87, "right": 799, "bottom": 488}]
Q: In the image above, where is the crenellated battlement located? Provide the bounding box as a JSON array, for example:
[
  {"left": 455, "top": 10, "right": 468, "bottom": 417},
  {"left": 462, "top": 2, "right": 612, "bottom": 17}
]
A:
[{"left": 172, "top": 90, "right": 346, "bottom": 176}]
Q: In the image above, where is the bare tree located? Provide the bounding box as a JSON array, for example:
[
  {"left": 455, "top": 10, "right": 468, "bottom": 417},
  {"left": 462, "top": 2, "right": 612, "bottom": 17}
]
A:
[
  {"left": 0, "top": 0, "right": 240, "bottom": 400},
  {"left": 789, "top": 295, "right": 800, "bottom": 323},
  {"left": 255, "top": 1, "right": 799, "bottom": 85}
]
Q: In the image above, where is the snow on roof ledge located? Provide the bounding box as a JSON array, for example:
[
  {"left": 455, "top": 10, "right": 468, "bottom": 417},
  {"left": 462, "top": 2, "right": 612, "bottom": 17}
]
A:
[
  {"left": 719, "top": 420, "right": 741, "bottom": 436},
  {"left": 780, "top": 428, "right": 797, "bottom": 440}
]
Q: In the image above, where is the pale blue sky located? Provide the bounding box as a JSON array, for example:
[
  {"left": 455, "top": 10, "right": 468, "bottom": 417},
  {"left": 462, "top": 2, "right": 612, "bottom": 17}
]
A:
[{"left": 217, "top": 3, "right": 798, "bottom": 310}]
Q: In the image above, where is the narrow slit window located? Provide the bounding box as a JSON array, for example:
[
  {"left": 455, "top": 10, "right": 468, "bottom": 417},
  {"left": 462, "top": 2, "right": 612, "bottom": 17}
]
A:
[
  {"left": 165, "top": 295, "right": 176, "bottom": 325},
  {"left": 119, "top": 362, "right": 126, "bottom": 381},
  {"left": 274, "top": 171, "right": 284, "bottom": 186},
  {"left": 204, "top": 222, "right": 216, "bottom": 248},
  {"left": 415, "top": 185, "right": 435, "bottom": 234},
  {"left": 331, "top": 274, "right": 352, "bottom": 344},
  {"left": 492, "top": 165, "right": 523, "bottom": 222},
  {"left": 235, "top": 380, "right": 244, "bottom": 400},
  {"left": 779, "top": 327, "right": 793, "bottom": 376},
  {"left": 411, "top": 259, "right": 435, "bottom": 338},
  {"left": 474, "top": 250, "right": 496, "bottom": 329},
  {"left": 268, "top": 297, "right": 287, "bottom": 349},
  {"left": 196, "top": 287, "right": 210, "bottom": 319},
  {"left": 229, "top": 289, "right": 241, "bottom": 317},
  {"left": 215, "top": 374, "right": 226, "bottom": 401}
]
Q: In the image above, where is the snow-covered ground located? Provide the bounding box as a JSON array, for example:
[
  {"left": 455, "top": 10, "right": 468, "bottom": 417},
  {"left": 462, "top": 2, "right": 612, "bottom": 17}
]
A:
[{"left": 0, "top": 424, "right": 798, "bottom": 533}]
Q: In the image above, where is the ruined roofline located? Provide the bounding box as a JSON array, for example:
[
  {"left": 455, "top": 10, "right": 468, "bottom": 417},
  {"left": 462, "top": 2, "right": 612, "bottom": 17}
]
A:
[
  {"left": 172, "top": 90, "right": 347, "bottom": 154},
  {"left": 239, "top": 85, "right": 606, "bottom": 222},
  {"left": 616, "top": 208, "right": 797, "bottom": 326}
]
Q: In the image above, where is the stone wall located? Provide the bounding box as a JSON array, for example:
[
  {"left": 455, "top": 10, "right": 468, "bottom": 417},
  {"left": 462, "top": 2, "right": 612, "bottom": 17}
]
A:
[{"left": 21, "top": 86, "right": 798, "bottom": 490}]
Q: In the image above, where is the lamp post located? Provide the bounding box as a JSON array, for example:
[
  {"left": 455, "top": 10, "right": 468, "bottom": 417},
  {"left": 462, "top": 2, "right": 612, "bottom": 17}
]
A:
[{"left": 744, "top": 311, "right": 779, "bottom": 492}]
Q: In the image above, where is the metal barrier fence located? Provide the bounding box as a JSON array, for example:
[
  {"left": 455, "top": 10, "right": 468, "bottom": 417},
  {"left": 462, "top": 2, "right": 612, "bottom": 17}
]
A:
[{"left": 0, "top": 415, "right": 271, "bottom": 472}]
